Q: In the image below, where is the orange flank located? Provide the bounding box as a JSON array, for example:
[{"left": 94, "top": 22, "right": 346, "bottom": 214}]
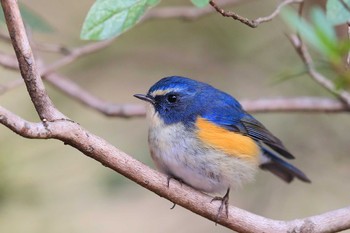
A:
[{"left": 196, "top": 117, "right": 260, "bottom": 160}]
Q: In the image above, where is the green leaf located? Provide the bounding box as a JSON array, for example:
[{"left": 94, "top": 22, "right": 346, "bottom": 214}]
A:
[
  {"left": 80, "top": 0, "right": 159, "bottom": 40},
  {"left": 282, "top": 7, "right": 340, "bottom": 61},
  {"left": 326, "top": 0, "right": 350, "bottom": 25},
  {"left": 191, "top": 0, "right": 210, "bottom": 8},
  {"left": 0, "top": 3, "right": 53, "bottom": 32},
  {"left": 282, "top": 8, "right": 326, "bottom": 53},
  {"left": 311, "top": 7, "right": 340, "bottom": 60},
  {"left": 312, "top": 7, "right": 337, "bottom": 43}
]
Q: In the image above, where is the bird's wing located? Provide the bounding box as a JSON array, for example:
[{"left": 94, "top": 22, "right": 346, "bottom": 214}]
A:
[
  {"left": 236, "top": 114, "right": 294, "bottom": 159},
  {"left": 200, "top": 92, "right": 294, "bottom": 159},
  {"left": 202, "top": 107, "right": 294, "bottom": 159}
]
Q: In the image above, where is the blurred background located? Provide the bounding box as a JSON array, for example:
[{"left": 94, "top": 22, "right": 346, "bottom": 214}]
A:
[{"left": 0, "top": 0, "right": 349, "bottom": 232}]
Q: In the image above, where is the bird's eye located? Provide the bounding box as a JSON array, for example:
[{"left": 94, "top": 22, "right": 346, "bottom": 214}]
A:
[{"left": 167, "top": 94, "right": 178, "bottom": 103}]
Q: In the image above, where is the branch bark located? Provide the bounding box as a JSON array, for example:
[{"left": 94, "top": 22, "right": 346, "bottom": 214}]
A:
[
  {"left": 209, "top": 0, "right": 303, "bottom": 28},
  {"left": 142, "top": 0, "right": 244, "bottom": 21},
  {"left": 1, "top": 0, "right": 65, "bottom": 121}
]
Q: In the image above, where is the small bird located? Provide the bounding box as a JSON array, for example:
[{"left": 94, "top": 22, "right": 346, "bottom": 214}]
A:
[{"left": 134, "top": 76, "right": 310, "bottom": 220}]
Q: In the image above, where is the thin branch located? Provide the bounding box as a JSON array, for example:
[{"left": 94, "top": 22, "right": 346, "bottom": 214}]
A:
[
  {"left": 45, "top": 73, "right": 146, "bottom": 117},
  {"left": 32, "top": 41, "right": 71, "bottom": 54},
  {"left": 0, "top": 51, "right": 348, "bottom": 114},
  {"left": 41, "top": 39, "right": 114, "bottom": 76},
  {"left": 209, "top": 0, "right": 303, "bottom": 28},
  {"left": 241, "top": 97, "right": 349, "bottom": 113},
  {"left": 1, "top": 0, "right": 65, "bottom": 121},
  {"left": 289, "top": 34, "right": 350, "bottom": 107},
  {"left": 42, "top": 1, "right": 244, "bottom": 74},
  {"left": 1, "top": 105, "right": 350, "bottom": 233},
  {"left": 142, "top": 0, "right": 243, "bottom": 21},
  {"left": 43, "top": 73, "right": 350, "bottom": 114}
]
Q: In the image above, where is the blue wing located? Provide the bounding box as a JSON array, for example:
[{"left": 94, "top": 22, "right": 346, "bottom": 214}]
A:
[{"left": 196, "top": 85, "right": 310, "bottom": 183}]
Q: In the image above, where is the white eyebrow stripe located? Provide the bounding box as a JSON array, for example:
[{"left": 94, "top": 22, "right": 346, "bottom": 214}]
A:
[{"left": 150, "top": 88, "right": 183, "bottom": 97}]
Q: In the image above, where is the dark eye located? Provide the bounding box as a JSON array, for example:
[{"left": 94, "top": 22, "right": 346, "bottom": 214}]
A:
[{"left": 167, "top": 94, "right": 178, "bottom": 103}]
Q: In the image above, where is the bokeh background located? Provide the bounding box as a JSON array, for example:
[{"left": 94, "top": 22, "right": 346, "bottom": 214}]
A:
[{"left": 0, "top": 0, "right": 349, "bottom": 232}]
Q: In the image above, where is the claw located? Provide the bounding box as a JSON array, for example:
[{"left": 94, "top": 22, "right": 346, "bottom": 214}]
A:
[
  {"left": 166, "top": 176, "right": 184, "bottom": 210},
  {"left": 210, "top": 188, "right": 230, "bottom": 224},
  {"left": 170, "top": 202, "right": 176, "bottom": 209}
]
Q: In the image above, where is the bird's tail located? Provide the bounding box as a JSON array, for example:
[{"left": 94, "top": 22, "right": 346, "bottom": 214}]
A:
[{"left": 260, "top": 147, "right": 311, "bottom": 183}]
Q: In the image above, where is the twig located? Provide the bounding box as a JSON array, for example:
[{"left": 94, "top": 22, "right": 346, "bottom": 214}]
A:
[
  {"left": 142, "top": 0, "right": 243, "bottom": 21},
  {"left": 209, "top": 0, "right": 303, "bottom": 28},
  {"left": 41, "top": 39, "right": 114, "bottom": 76},
  {"left": 45, "top": 73, "right": 146, "bottom": 117},
  {"left": 241, "top": 97, "right": 349, "bottom": 113},
  {"left": 32, "top": 42, "right": 71, "bottom": 54},
  {"left": 1, "top": 105, "right": 350, "bottom": 233},
  {"left": 43, "top": 1, "right": 244, "bottom": 74},
  {"left": 0, "top": 51, "right": 348, "bottom": 114},
  {"left": 289, "top": 34, "right": 350, "bottom": 106}
]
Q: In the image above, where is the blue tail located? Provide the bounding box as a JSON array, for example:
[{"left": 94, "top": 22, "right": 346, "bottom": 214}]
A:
[{"left": 260, "top": 147, "right": 311, "bottom": 183}]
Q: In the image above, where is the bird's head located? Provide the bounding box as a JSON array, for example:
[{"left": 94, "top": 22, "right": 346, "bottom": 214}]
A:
[{"left": 134, "top": 76, "right": 213, "bottom": 125}]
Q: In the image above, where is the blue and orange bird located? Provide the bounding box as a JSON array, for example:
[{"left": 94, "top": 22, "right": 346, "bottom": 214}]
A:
[{"left": 134, "top": 76, "right": 310, "bottom": 219}]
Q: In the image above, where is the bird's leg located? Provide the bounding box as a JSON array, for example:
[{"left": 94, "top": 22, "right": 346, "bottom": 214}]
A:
[
  {"left": 166, "top": 176, "right": 184, "bottom": 209},
  {"left": 210, "top": 188, "right": 230, "bottom": 223},
  {"left": 166, "top": 176, "right": 183, "bottom": 187}
]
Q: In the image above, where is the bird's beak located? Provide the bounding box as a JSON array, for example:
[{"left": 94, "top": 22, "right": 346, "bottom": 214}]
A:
[{"left": 134, "top": 94, "right": 155, "bottom": 105}]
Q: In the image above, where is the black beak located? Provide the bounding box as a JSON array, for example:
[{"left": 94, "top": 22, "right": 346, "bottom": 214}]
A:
[{"left": 134, "top": 94, "right": 155, "bottom": 104}]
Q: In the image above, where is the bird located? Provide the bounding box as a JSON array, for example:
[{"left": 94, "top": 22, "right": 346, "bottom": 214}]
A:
[{"left": 134, "top": 76, "right": 311, "bottom": 221}]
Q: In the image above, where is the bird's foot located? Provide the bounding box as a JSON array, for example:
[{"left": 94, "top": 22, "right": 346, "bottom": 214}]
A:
[
  {"left": 166, "top": 176, "right": 184, "bottom": 210},
  {"left": 210, "top": 188, "right": 230, "bottom": 224}
]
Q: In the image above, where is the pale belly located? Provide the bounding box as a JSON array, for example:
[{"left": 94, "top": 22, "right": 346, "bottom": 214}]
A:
[{"left": 148, "top": 118, "right": 259, "bottom": 194}]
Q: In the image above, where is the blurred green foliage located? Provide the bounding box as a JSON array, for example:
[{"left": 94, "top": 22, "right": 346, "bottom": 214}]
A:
[{"left": 283, "top": 6, "right": 350, "bottom": 88}]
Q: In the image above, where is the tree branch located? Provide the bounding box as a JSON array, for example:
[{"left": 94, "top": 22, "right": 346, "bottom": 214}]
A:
[
  {"left": 142, "top": 0, "right": 244, "bottom": 21},
  {"left": 209, "top": 0, "right": 303, "bottom": 28},
  {"left": 1, "top": 105, "right": 350, "bottom": 233},
  {"left": 45, "top": 73, "right": 146, "bottom": 117},
  {"left": 289, "top": 34, "right": 350, "bottom": 107},
  {"left": 1, "top": 0, "right": 65, "bottom": 121},
  {"left": 240, "top": 97, "right": 349, "bottom": 113},
  {"left": 41, "top": 39, "right": 114, "bottom": 76},
  {"left": 0, "top": 51, "right": 348, "bottom": 114}
]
